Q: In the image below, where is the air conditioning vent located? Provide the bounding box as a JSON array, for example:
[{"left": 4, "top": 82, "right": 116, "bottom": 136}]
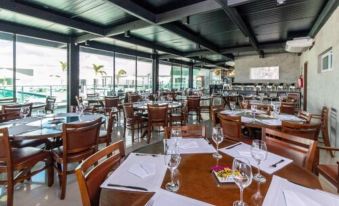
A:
[{"left": 285, "top": 37, "right": 314, "bottom": 53}]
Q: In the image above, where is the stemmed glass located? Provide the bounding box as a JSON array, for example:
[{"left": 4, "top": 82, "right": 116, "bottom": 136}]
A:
[
  {"left": 232, "top": 157, "right": 253, "bottom": 206},
  {"left": 171, "top": 128, "right": 182, "bottom": 153},
  {"left": 164, "top": 140, "right": 181, "bottom": 192},
  {"left": 251, "top": 104, "right": 257, "bottom": 121},
  {"left": 251, "top": 140, "right": 267, "bottom": 183},
  {"left": 20, "top": 106, "right": 30, "bottom": 118},
  {"left": 212, "top": 127, "right": 224, "bottom": 159},
  {"left": 230, "top": 101, "right": 236, "bottom": 111}
]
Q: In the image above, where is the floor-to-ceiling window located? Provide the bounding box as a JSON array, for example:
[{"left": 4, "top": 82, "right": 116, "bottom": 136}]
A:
[
  {"left": 159, "top": 62, "right": 172, "bottom": 90},
  {"left": 16, "top": 35, "right": 67, "bottom": 109},
  {"left": 79, "top": 47, "right": 114, "bottom": 97},
  {"left": 137, "top": 57, "right": 152, "bottom": 92},
  {"left": 0, "top": 32, "right": 14, "bottom": 101},
  {"left": 115, "top": 54, "right": 136, "bottom": 93},
  {"left": 181, "top": 66, "right": 189, "bottom": 89},
  {"left": 193, "top": 68, "right": 211, "bottom": 92},
  {"left": 172, "top": 64, "right": 182, "bottom": 90}
]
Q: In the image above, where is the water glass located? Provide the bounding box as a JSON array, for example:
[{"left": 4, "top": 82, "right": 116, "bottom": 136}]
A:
[
  {"left": 230, "top": 101, "right": 236, "bottom": 111},
  {"left": 251, "top": 140, "right": 267, "bottom": 183},
  {"left": 232, "top": 157, "right": 253, "bottom": 206},
  {"left": 20, "top": 106, "right": 30, "bottom": 118},
  {"left": 212, "top": 127, "right": 224, "bottom": 159},
  {"left": 164, "top": 151, "right": 181, "bottom": 192}
]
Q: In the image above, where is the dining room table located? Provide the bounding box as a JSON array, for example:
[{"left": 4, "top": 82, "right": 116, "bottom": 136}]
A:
[
  {"left": 0, "top": 112, "right": 105, "bottom": 141},
  {"left": 99, "top": 139, "right": 322, "bottom": 206},
  {"left": 132, "top": 101, "right": 182, "bottom": 111}
]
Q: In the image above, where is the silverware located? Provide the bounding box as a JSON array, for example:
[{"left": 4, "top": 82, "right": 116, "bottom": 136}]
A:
[
  {"left": 107, "top": 184, "right": 148, "bottom": 191},
  {"left": 270, "top": 159, "right": 285, "bottom": 168},
  {"left": 135, "top": 153, "right": 158, "bottom": 157},
  {"left": 224, "top": 142, "right": 241, "bottom": 150}
]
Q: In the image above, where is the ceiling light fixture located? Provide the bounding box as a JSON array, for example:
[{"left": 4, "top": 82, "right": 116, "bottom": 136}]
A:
[{"left": 277, "top": 0, "right": 286, "bottom": 5}]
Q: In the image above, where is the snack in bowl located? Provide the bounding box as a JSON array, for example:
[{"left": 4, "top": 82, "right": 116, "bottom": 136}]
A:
[{"left": 211, "top": 165, "right": 239, "bottom": 183}]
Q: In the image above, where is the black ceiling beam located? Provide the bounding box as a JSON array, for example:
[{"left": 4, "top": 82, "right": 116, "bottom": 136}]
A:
[
  {"left": 308, "top": 0, "right": 339, "bottom": 38},
  {"left": 227, "top": 0, "right": 257, "bottom": 7},
  {"left": 0, "top": 0, "right": 105, "bottom": 36},
  {"left": 0, "top": 20, "right": 69, "bottom": 43},
  {"left": 106, "top": 0, "right": 156, "bottom": 24},
  {"left": 214, "top": 0, "right": 263, "bottom": 56},
  {"left": 80, "top": 41, "right": 152, "bottom": 59},
  {"left": 113, "top": 34, "right": 185, "bottom": 57}
]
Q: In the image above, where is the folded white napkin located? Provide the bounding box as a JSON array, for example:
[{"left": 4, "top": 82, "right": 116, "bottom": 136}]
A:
[
  {"left": 283, "top": 190, "right": 322, "bottom": 206},
  {"left": 179, "top": 141, "right": 199, "bottom": 149},
  {"left": 128, "top": 162, "right": 156, "bottom": 179}
]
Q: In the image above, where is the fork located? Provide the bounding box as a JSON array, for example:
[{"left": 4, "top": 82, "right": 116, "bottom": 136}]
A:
[{"left": 145, "top": 199, "right": 154, "bottom": 206}]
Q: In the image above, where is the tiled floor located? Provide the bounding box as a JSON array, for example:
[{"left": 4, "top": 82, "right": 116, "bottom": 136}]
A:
[{"left": 0, "top": 113, "right": 338, "bottom": 206}]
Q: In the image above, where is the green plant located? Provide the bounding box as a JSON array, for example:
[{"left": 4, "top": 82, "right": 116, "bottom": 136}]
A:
[
  {"left": 93, "top": 64, "right": 107, "bottom": 76},
  {"left": 116, "top": 69, "right": 127, "bottom": 84},
  {"left": 59, "top": 61, "right": 67, "bottom": 72}
]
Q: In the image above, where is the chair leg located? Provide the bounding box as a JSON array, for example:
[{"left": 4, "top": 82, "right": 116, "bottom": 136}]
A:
[
  {"left": 131, "top": 125, "right": 135, "bottom": 143},
  {"left": 60, "top": 165, "right": 67, "bottom": 200},
  {"left": 7, "top": 177, "right": 14, "bottom": 206},
  {"left": 147, "top": 125, "right": 152, "bottom": 144},
  {"left": 47, "top": 158, "right": 54, "bottom": 187}
]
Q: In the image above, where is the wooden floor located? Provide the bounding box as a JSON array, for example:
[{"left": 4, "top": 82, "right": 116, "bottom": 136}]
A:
[{"left": 0, "top": 113, "right": 338, "bottom": 206}]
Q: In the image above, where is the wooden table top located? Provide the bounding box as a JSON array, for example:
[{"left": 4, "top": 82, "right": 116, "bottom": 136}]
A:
[{"left": 100, "top": 140, "right": 321, "bottom": 206}]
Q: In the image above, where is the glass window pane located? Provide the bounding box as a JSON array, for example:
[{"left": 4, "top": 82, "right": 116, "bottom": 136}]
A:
[
  {"left": 115, "top": 54, "right": 136, "bottom": 93},
  {"left": 181, "top": 66, "right": 189, "bottom": 89},
  {"left": 80, "top": 47, "right": 114, "bottom": 97},
  {"left": 0, "top": 32, "right": 14, "bottom": 100},
  {"left": 172, "top": 65, "right": 181, "bottom": 90},
  {"left": 16, "top": 36, "right": 67, "bottom": 111},
  {"left": 193, "top": 68, "right": 211, "bottom": 93},
  {"left": 159, "top": 63, "right": 172, "bottom": 90},
  {"left": 137, "top": 57, "right": 152, "bottom": 92}
]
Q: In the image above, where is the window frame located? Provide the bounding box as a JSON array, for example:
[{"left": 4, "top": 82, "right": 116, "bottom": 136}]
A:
[{"left": 319, "top": 48, "right": 333, "bottom": 73}]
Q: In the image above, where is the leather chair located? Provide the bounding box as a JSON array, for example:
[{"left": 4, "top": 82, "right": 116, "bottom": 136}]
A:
[
  {"left": 262, "top": 128, "right": 317, "bottom": 171},
  {"left": 75, "top": 140, "right": 125, "bottom": 206},
  {"left": 0, "top": 128, "right": 54, "bottom": 206},
  {"left": 164, "top": 125, "right": 206, "bottom": 139},
  {"left": 147, "top": 104, "right": 168, "bottom": 143},
  {"left": 45, "top": 96, "right": 56, "bottom": 114},
  {"left": 98, "top": 111, "right": 115, "bottom": 146},
  {"left": 52, "top": 118, "right": 102, "bottom": 199},
  {"left": 187, "top": 96, "right": 201, "bottom": 122},
  {"left": 123, "top": 103, "right": 147, "bottom": 142},
  {"left": 281, "top": 121, "right": 321, "bottom": 140}
]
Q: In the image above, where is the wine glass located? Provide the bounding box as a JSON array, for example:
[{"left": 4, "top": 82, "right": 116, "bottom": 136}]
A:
[
  {"left": 171, "top": 128, "right": 182, "bottom": 151},
  {"left": 212, "top": 127, "right": 224, "bottom": 159},
  {"left": 251, "top": 104, "right": 257, "bottom": 121},
  {"left": 251, "top": 140, "right": 267, "bottom": 183},
  {"left": 230, "top": 101, "right": 236, "bottom": 111},
  {"left": 164, "top": 141, "right": 181, "bottom": 192},
  {"left": 232, "top": 157, "right": 253, "bottom": 206},
  {"left": 20, "top": 106, "right": 30, "bottom": 118}
]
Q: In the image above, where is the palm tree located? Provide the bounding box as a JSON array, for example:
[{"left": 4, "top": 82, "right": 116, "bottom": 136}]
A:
[
  {"left": 59, "top": 61, "right": 67, "bottom": 72},
  {"left": 116, "top": 69, "right": 126, "bottom": 85},
  {"left": 93, "top": 64, "right": 107, "bottom": 76}
]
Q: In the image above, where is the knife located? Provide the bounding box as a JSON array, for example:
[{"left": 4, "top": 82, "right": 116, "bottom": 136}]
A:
[
  {"left": 224, "top": 142, "right": 242, "bottom": 150},
  {"left": 107, "top": 184, "right": 148, "bottom": 191}
]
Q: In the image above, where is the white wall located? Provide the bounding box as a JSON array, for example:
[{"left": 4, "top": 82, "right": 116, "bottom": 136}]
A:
[
  {"left": 300, "top": 7, "right": 339, "bottom": 114},
  {"left": 234, "top": 53, "right": 301, "bottom": 83}
]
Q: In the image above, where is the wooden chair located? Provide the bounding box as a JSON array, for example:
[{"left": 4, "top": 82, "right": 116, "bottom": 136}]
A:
[
  {"left": 75, "top": 96, "right": 94, "bottom": 113},
  {"left": 45, "top": 96, "right": 56, "bottom": 114},
  {"left": 210, "top": 96, "right": 226, "bottom": 126},
  {"left": 2, "top": 103, "right": 33, "bottom": 117},
  {"left": 123, "top": 103, "right": 147, "bottom": 142},
  {"left": 103, "top": 96, "right": 120, "bottom": 121},
  {"left": 297, "top": 110, "right": 312, "bottom": 123},
  {"left": 128, "top": 94, "right": 141, "bottom": 103},
  {"left": 219, "top": 114, "right": 245, "bottom": 142},
  {"left": 187, "top": 96, "right": 201, "bottom": 122},
  {"left": 0, "top": 128, "right": 54, "bottom": 206},
  {"left": 0, "top": 112, "right": 21, "bottom": 123},
  {"left": 164, "top": 125, "right": 206, "bottom": 139},
  {"left": 169, "top": 102, "right": 187, "bottom": 126},
  {"left": 75, "top": 140, "right": 125, "bottom": 206},
  {"left": 262, "top": 128, "right": 317, "bottom": 171},
  {"left": 281, "top": 121, "right": 321, "bottom": 140},
  {"left": 147, "top": 104, "right": 168, "bottom": 143},
  {"left": 98, "top": 111, "right": 115, "bottom": 146},
  {"left": 316, "top": 146, "right": 339, "bottom": 192},
  {"left": 52, "top": 118, "right": 102, "bottom": 199},
  {"left": 0, "top": 98, "right": 17, "bottom": 103},
  {"left": 280, "top": 102, "right": 296, "bottom": 115}
]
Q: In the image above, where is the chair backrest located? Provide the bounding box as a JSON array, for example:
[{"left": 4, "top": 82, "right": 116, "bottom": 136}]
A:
[
  {"left": 240, "top": 100, "right": 250, "bottom": 109},
  {"left": 0, "top": 98, "right": 17, "bottom": 103},
  {"left": 2, "top": 103, "right": 33, "bottom": 117},
  {"left": 211, "top": 95, "right": 225, "bottom": 107},
  {"left": 45, "top": 96, "right": 56, "bottom": 113},
  {"left": 0, "top": 111, "right": 21, "bottom": 123},
  {"left": 147, "top": 104, "right": 168, "bottom": 124},
  {"left": 75, "top": 140, "right": 125, "bottom": 206},
  {"left": 106, "top": 112, "right": 115, "bottom": 142},
  {"left": 128, "top": 94, "right": 140, "bottom": 103},
  {"left": 62, "top": 118, "right": 102, "bottom": 156},
  {"left": 187, "top": 96, "right": 200, "bottom": 110},
  {"left": 0, "top": 128, "right": 12, "bottom": 168},
  {"left": 281, "top": 121, "right": 321, "bottom": 140},
  {"left": 219, "top": 114, "right": 242, "bottom": 141},
  {"left": 262, "top": 128, "right": 317, "bottom": 171},
  {"left": 87, "top": 93, "right": 99, "bottom": 98},
  {"left": 104, "top": 96, "right": 119, "bottom": 110},
  {"left": 164, "top": 125, "right": 206, "bottom": 139},
  {"left": 75, "top": 96, "right": 84, "bottom": 107},
  {"left": 122, "top": 103, "right": 134, "bottom": 119},
  {"left": 298, "top": 111, "right": 312, "bottom": 123},
  {"left": 250, "top": 103, "right": 271, "bottom": 114},
  {"left": 280, "top": 102, "right": 296, "bottom": 115}
]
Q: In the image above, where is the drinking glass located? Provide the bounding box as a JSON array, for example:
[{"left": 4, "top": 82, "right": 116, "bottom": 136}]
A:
[
  {"left": 20, "top": 106, "right": 30, "bottom": 118},
  {"left": 171, "top": 128, "right": 182, "bottom": 150},
  {"left": 251, "top": 105, "right": 257, "bottom": 121},
  {"left": 232, "top": 157, "right": 253, "bottom": 206},
  {"left": 230, "top": 101, "right": 236, "bottom": 111},
  {"left": 251, "top": 140, "right": 267, "bottom": 183},
  {"left": 212, "top": 127, "right": 224, "bottom": 159}
]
